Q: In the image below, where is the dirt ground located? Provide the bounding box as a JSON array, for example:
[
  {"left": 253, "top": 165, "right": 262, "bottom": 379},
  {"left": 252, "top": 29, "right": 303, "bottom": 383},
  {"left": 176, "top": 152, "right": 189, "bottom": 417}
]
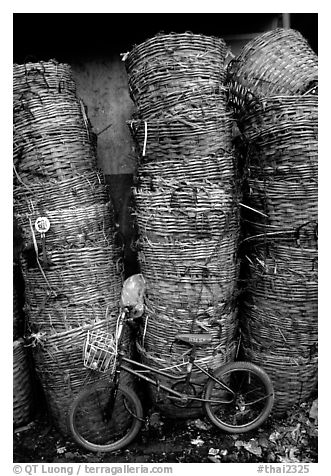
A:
[{"left": 13, "top": 396, "right": 318, "bottom": 464}]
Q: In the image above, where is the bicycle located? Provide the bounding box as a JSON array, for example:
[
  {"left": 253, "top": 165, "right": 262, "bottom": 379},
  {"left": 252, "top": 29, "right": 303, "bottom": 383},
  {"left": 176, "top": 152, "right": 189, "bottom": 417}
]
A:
[{"left": 68, "top": 275, "right": 274, "bottom": 453}]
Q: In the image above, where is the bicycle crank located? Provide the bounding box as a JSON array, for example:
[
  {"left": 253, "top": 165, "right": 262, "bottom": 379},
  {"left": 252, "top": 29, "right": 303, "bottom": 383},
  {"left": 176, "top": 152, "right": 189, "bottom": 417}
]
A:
[{"left": 170, "top": 382, "right": 196, "bottom": 407}]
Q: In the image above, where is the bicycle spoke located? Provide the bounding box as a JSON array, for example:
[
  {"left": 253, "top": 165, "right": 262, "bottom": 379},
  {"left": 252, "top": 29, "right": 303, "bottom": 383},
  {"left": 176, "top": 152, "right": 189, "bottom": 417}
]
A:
[
  {"left": 206, "top": 366, "right": 272, "bottom": 429},
  {"left": 72, "top": 385, "right": 138, "bottom": 447}
]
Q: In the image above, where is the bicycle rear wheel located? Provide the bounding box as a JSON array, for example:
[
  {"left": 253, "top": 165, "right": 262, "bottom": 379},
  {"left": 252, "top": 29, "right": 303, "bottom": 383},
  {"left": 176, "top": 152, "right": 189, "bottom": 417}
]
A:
[
  {"left": 68, "top": 381, "right": 143, "bottom": 452},
  {"left": 204, "top": 361, "right": 274, "bottom": 433}
]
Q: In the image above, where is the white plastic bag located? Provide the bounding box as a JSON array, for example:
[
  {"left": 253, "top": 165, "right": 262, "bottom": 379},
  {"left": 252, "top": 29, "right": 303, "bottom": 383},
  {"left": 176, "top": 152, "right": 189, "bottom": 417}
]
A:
[{"left": 120, "top": 274, "right": 146, "bottom": 317}]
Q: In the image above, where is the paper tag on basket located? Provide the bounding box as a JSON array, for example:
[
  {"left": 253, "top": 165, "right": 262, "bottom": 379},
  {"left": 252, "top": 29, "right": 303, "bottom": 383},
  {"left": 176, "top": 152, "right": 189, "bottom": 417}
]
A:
[
  {"left": 35, "top": 217, "right": 50, "bottom": 266},
  {"left": 35, "top": 217, "right": 50, "bottom": 234}
]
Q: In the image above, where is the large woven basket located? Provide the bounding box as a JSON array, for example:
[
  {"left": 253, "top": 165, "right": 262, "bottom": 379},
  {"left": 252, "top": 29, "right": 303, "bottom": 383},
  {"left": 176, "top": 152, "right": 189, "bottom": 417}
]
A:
[
  {"left": 13, "top": 60, "right": 76, "bottom": 103},
  {"left": 244, "top": 178, "right": 317, "bottom": 234},
  {"left": 245, "top": 254, "right": 317, "bottom": 303},
  {"left": 13, "top": 339, "right": 34, "bottom": 427},
  {"left": 142, "top": 271, "right": 239, "bottom": 311},
  {"left": 239, "top": 95, "right": 318, "bottom": 142},
  {"left": 138, "top": 150, "right": 237, "bottom": 185},
  {"left": 141, "top": 302, "right": 238, "bottom": 358},
  {"left": 133, "top": 179, "right": 239, "bottom": 241},
  {"left": 138, "top": 234, "right": 239, "bottom": 278},
  {"left": 241, "top": 300, "right": 317, "bottom": 356},
  {"left": 15, "top": 201, "right": 117, "bottom": 251},
  {"left": 134, "top": 179, "right": 237, "bottom": 210},
  {"left": 243, "top": 346, "right": 317, "bottom": 416},
  {"left": 20, "top": 247, "right": 123, "bottom": 308},
  {"left": 227, "top": 28, "right": 318, "bottom": 115},
  {"left": 14, "top": 92, "right": 96, "bottom": 183},
  {"left": 241, "top": 240, "right": 317, "bottom": 346},
  {"left": 135, "top": 207, "right": 239, "bottom": 242},
  {"left": 31, "top": 318, "right": 134, "bottom": 435},
  {"left": 24, "top": 300, "right": 120, "bottom": 336},
  {"left": 125, "top": 32, "right": 228, "bottom": 117},
  {"left": 13, "top": 282, "right": 24, "bottom": 340},
  {"left": 246, "top": 137, "right": 318, "bottom": 183},
  {"left": 14, "top": 171, "right": 109, "bottom": 212},
  {"left": 129, "top": 108, "right": 234, "bottom": 158}
]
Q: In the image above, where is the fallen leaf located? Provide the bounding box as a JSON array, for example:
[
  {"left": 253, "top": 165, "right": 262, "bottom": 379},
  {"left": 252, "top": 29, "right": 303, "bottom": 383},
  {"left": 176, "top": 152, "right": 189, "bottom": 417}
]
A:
[
  {"left": 149, "top": 412, "right": 163, "bottom": 428},
  {"left": 235, "top": 440, "right": 244, "bottom": 448},
  {"left": 208, "top": 448, "right": 220, "bottom": 456},
  {"left": 278, "top": 447, "right": 300, "bottom": 463},
  {"left": 208, "top": 456, "right": 221, "bottom": 463},
  {"left": 309, "top": 399, "right": 318, "bottom": 423},
  {"left": 191, "top": 438, "right": 204, "bottom": 447},
  {"left": 192, "top": 419, "right": 210, "bottom": 431},
  {"left": 56, "top": 446, "right": 66, "bottom": 454},
  {"left": 291, "top": 423, "right": 301, "bottom": 442},
  {"left": 243, "top": 439, "right": 262, "bottom": 457},
  {"left": 269, "top": 431, "right": 281, "bottom": 442},
  {"left": 258, "top": 435, "right": 269, "bottom": 448}
]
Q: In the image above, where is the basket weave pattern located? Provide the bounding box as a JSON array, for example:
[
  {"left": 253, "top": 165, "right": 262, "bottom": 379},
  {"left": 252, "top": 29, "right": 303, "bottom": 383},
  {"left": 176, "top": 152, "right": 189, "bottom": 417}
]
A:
[
  {"left": 230, "top": 34, "right": 318, "bottom": 414},
  {"left": 13, "top": 60, "right": 126, "bottom": 434},
  {"left": 125, "top": 33, "right": 240, "bottom": 417},
  {"left": 13, "top": 339, "right": 34, "bottom": 427},
  {"left": 227, "top": 28, "right": 318, "bottom": 116}
]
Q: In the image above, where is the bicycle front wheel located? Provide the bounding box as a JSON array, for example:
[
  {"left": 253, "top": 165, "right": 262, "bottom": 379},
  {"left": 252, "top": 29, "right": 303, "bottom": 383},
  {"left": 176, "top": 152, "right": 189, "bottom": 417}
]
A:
[
  {"left": 68, "top": 382, "right": 143, "bottom": 452},
  {"left": 204, "top": 361, "right": 274, "bottom": 434}
]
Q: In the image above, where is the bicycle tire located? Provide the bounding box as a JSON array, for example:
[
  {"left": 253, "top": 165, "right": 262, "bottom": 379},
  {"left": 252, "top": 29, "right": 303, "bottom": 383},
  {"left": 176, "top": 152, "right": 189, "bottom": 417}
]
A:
[
  {"left": 204, "top": 361, "right": 274, "bottom": 434},
  {"left": 68, "top": 382, "right": 143, "bottom": 453}
]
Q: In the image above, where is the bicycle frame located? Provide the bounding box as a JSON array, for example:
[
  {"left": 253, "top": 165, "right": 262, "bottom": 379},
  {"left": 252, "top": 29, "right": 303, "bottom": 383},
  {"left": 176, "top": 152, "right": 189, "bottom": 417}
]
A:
[{"left": 111, "top": 308, "right": 236, "bottom": 406}]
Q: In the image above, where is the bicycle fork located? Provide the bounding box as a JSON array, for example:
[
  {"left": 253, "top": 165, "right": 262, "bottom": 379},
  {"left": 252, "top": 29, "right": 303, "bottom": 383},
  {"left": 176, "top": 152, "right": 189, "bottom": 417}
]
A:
[{"left": 102, "top": 354, "right": 123, "bottom": 423}]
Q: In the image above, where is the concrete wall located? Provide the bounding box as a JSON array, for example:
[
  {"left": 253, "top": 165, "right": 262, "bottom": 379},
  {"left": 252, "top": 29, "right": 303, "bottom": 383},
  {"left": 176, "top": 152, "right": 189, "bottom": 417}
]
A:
[{"left": 71, "top": 55, "right": 136, "bottom": 175}]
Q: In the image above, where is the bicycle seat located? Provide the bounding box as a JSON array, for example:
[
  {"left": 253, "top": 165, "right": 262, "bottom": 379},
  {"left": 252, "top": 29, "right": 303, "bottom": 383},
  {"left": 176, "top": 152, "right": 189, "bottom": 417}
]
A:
[{"left": 175, "top": 333, "right": 213, "bottom": 346}]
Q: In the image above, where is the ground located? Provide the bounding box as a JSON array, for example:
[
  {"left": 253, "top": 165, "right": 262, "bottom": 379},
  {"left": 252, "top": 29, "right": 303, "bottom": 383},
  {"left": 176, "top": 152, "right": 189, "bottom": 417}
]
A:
[{"left": 13, "top": 397, "right": 317, "bottom": 464}]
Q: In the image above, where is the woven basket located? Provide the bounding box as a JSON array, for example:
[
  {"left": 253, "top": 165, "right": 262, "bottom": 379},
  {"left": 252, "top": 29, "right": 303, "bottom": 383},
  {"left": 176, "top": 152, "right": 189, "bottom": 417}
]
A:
[
  {"left": 141, "top": 249, "right": 239, "bottom": 309},
  {"left": 247, "top": 145, "right": 318, "bottom": 183},
  {"left": 141, "top": 302, "right": 238, "bottom": 358},
  {"left": 125, "top": 32, "right": 228, "bottom": 117},
  {"left": 242, "top": 219, "right": 318, "bottom": 249},
  {"left": 129, "top": 108, "right": 234, "bottom": 157},
  {"left": 136, "top": 340, "right": 237, "bottom": 418},
  {"left": 14, "top": 130, "right": 97, "bottom": 183},
  {"left": 134, "top": 179, "right": 238, "bottom": 212},
  {"left": 13, "top": 339, "right": 34, "bottom": 427},
  {"left": 14, "top": 171, "right": 108, "bottom": 212},
  {"left": 13, "top": 60, "right": 76, "bottom": 103},
  {"left": 145, "top": 296, "right": 237, "bottom": 320},
  {"left": 31, "top": 318, "right": 134, "bottom": 435},
  {"left": 239, "top": 95, "right": 318, "bottom": 142},
  {"left": 242, "top": 346, "right": 318, "bottom": 416},
  {"left": 138, "top": 150, "right": 237, "bottom": 184},
  {"left": 24, "top": 300, "right": 120, "bottom": 335},
  {"left": 135, "top": 207, "right": 239, "bottom": 242},
  {"left": 20, "top": 247, "right": 123, "bottom": 308},
  {"left": 240, "top": 241, "right": 317, "bottom": 355},
  {"left": 133, "top": 179, "right": 239, "bottom": 241},
  {"left": 13, "top": 91, "right": 90, "bottom": 133},
  {"left": 13, "top": 283, "right": 24, "bottom": 340},
  {"left": 227, "top": 28, "right": 318, "bottom": 115},
  {"left": 245, "top": 256, "right": 317, "bottom": 302},
  {"left": 244, "top": 178, "right": 317, "bottom": 233},
  {"left": 15, "top": 201, "right": 117, "bottom": 251},
  {"left": 137, "top": 225, "right": 240, "bottom": 308},
  {"left": 13, "top": 87, "right": 96, "bottom": 183},
  {"left": 138, "top": 233, "right": 239, "bottom": 277},
  {"left": 243, "top": 247, "right": 318, "bottom": 322},
  {"left": 241, "top": 301, "right": 317, "bottom": 356}
]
